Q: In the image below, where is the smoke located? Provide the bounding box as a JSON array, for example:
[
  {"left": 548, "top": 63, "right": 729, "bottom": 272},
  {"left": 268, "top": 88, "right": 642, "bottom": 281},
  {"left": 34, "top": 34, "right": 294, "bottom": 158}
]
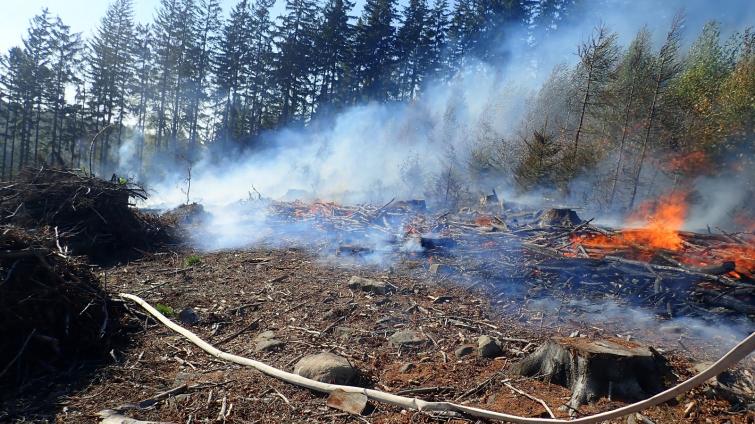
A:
[{"left": 125, "top": 0, "right": 753, "bottom": 355}]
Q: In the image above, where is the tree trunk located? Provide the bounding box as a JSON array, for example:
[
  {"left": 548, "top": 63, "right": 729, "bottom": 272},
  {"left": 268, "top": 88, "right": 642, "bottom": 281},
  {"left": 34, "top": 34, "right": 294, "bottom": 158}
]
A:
[
  {"left": 628, "top": 71, "right": 662, "bottom": 210},
  {"left": 511, "top": 337, "right": 672, "bottom": 412},
  {"left": 609, "top": 80, "right": 636, "bottom": 208}
]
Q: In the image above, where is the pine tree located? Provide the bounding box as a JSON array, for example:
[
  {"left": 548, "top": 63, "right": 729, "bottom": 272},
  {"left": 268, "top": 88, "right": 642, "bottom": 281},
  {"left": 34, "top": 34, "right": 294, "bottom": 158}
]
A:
[
  {"left": 426, "top": 0, "right": 450, "bottom": 78},
  {"left": 448, "top": 0, "right": 476, "bottom": 70},
  {"left": 608, "top": 27, "right": 652, "bottom": 207},
  {"left": 22, "top": 9, "right": 53, "bottom": 167},
  {"left": 186, "top": 0, "right": 222, "bottom": 153},
  {"left": 628, "top": 13, "right": 683, "bottom": 209},
  {"left": 88, "top": 0, "right": 136, "bottom": 173},
  {"left": 396, "top": 0, "right": 431, "bottom": 99},
  {"left": 314, "top": 0, "right": 355, "bottom": 110},
  {"left": 132, "top": 23, "right": 154, "bottom": 170},
  {"left": 215, "top": 0, "right": 254, "bottom": 142},
  {"left": 153, "top": 0, "right": 197, "bottom": 151},
  {"left": 245, "top": 0, "right": 276, "bottom": 134},
  {"left": 354, "top": 0, "right": 397, "bottom": 100},
  {"left": 571, "top": 24, "right": 618, "bottom": 156},
  {"left": 0, "top": 48, "right": 31, "bottom": 177},
  {"left": 48, "top": 17, "right": 83, "bottom": 162},
  {"left": 274, "top": 0, "right": 319, "bottom": 123}
]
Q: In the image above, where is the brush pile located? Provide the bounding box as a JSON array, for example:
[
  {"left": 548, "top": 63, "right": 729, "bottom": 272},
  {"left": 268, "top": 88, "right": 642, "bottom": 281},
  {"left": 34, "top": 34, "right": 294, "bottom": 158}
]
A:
[
  {"left": 0, "top": 225, "right": 120, "bottom": 389},
  {"left": 0, "top": 167, "right": 171, "bottom": 260}
]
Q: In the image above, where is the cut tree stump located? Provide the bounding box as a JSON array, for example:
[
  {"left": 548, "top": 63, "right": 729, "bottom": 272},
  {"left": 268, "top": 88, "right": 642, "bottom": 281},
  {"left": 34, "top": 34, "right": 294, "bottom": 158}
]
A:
[{"left": 510, "top": 337, "right": 672, "bottom": 411}]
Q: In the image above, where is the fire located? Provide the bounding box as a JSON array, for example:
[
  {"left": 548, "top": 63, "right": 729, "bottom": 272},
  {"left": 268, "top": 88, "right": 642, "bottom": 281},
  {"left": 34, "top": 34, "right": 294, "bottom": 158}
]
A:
[
  {"left": 570, "top": 191, "right": 754, "bottom": 279},
  {"left": 624, "top": 192, "right": 686, "bottom": 250},
  {"left": 700, "top": 245, "right": 755, "bottom": 279},
  {"left": 574, "top": 192, "right": 687, "bottom": 252}
]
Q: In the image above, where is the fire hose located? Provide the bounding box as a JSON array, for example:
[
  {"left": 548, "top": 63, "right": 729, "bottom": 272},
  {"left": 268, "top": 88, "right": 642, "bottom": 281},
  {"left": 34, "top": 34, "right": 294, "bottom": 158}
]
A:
[{"left": 120, "top": 293, "right": 755, "bottom": 423}]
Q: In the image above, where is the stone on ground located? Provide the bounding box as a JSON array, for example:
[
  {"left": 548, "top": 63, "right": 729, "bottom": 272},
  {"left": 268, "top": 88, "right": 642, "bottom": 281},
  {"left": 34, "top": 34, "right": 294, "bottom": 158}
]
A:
[
  {"left": 477, "top": 335, "right": 503, "bottom": 358},
  {"left": 455, "top": 344, "right": 476, "bottom": 358},
  {"left": 389, "top": 329, "right": 427, "bottom": 347},
  {"left": 294, "top": 352, "right": 357, "bottom": 384},
  {"left": 254, "top": 330, "right": 284, "bottom": 352},
  {"left": 347, "top": 276, "right": 393, "bottom": 295}
]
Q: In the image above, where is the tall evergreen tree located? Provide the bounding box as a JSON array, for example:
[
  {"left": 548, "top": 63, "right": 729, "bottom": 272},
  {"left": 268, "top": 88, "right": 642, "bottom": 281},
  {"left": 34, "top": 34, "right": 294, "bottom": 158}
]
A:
[
  {"left": 88, "top": 0, "right": 135, "bottom": 172},
  {"left": 314, "top": 0, "right": 355, "bottom": 110},
  {"left": 186, "top": 0, "right": 222, "bottom": 152},
  {"left": 395, "top": 0, "right": 432, "bottom": 99},
  {"left": 354, "top": 0, "right": 397, "bottom": 100},
  {"left": 47, "top": 17, "right": 83, "bottom": 161},
  {"left": 274, "top": 0, "right": 319, "bottom": 123},
  {"left": 21, "top": 9, "right": 53, "bottom": 167}
]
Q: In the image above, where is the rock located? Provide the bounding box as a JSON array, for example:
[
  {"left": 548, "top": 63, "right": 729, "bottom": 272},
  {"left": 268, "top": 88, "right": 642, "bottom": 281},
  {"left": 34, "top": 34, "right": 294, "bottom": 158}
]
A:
[
  {"left": 326, "top": 389, "right": 368, "bottom": 415},
  {"left": 254, "top": 330, "right": 276, "bottom": 341},
  {"left": 477, "top": 335, "right": 503, "bottom": 358},
  {"left": 455, "top": 344, "right": 476, "bottom": 358},
  {"left": 389, "top": 329, "right": 427, "bottom": 347},
  {"left": 347, "top": 276, "right": 392, "bottom": 295},
  {"left": 294, "top": 352, "right": 356, "bottom": 384},
  {"left": 334, "top": 326, "right": 356, "bottom": 341},
  {"left": 178, "top": 308, "right": 199, "bottom": 325},
  {"left": 399, "top": 363, "right": 415, "bottom": 373},
  {"left": 254, "top": 330, "right": 284, "bottom": 352},
  {"left": 627, "top": 413, "right": 656, "bottom": 424},
  {"left": 428, "top": 263, "right": 455, "bottom": 276},
  {"left": 255, "top": 338, "right": 285, "bottom": 352},
  {"left": 538, "top": 208, "right": 582, "bottom": 227}
]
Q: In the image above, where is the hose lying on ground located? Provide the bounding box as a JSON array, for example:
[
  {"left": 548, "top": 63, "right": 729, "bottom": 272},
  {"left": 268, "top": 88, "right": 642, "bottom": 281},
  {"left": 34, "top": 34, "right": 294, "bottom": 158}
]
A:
[{"left": 120, "top": 292, "right": 755, "bottom": 423}]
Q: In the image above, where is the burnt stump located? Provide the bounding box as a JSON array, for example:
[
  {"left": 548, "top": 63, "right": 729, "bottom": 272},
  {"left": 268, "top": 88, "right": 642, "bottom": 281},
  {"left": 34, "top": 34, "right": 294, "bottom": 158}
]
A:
[{"left": 510, "top": 337, "right": 671, "bottom": 411}]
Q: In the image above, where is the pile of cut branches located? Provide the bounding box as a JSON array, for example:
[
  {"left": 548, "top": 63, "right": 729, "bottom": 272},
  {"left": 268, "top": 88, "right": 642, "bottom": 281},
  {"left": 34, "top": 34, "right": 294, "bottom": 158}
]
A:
[
  {"left": 0, "top": 225, "right": 121, "bottom": 390},
  {"left": 0, "top": 167, "right": 172, "bottom": 259}
]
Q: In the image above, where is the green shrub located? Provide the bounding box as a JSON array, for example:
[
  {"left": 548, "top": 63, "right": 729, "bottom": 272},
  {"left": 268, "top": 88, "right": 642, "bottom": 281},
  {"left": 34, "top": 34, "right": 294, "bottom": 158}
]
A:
[
  {"left": 184, "top": 255, "right": 202, "bottom": 267},
  {"left": 155, "top": 303, "right": 175, "bottom": 317}
]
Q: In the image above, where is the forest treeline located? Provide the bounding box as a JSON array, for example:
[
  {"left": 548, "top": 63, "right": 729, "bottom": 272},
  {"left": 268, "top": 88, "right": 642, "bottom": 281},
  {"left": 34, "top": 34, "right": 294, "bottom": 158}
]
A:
[
  {"left": 0, "top": 0, "right": 753, "bottom": 211},
  {"left": 0, "top": 0, "right": 551, "bottom": 178}
]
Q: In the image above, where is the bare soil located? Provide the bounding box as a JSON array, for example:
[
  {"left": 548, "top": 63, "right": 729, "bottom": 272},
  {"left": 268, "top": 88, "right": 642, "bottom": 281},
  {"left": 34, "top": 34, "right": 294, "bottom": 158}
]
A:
[{"left": 13, "top": 245, "right": 744, "bottom": 423}]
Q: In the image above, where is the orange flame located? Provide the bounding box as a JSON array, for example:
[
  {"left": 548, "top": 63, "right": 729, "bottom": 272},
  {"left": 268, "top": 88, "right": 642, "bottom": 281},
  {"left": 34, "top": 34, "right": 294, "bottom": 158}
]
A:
[{"left": 574, "top": 192, "right": 687, "bottom": 252}]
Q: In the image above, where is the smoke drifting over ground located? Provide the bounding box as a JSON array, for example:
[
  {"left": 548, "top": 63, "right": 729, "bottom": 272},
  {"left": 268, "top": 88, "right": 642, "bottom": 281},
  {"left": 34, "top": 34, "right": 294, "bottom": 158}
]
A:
[{"left": 138, "top": 0, "right": 752, "bottom": 226}]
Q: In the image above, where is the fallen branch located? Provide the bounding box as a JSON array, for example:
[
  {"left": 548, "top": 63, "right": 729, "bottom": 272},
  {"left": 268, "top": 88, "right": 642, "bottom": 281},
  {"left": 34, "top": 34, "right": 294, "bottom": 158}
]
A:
[{"left": 119, "top": 292, "right": 755, "bottom": 424}]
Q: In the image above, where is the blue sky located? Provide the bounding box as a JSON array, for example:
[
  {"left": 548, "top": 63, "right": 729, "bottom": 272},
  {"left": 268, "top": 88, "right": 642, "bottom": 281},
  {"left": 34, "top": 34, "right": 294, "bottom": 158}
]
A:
[{"left": 0, "top": 0, "right": 275, "bottom": 53}]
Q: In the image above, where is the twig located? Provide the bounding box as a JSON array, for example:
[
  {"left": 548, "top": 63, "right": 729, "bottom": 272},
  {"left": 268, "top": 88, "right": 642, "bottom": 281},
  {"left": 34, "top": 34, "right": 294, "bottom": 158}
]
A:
[
  {"left": 504, "top": 382, "right": 556, "bottom": 419},
  {"left": 455, "top": 371, "right": 503, "bottom": 402},
  {"left": 215, "top": 318, "right": 260, "bottom": 347},
  {"left": 395, "top": 386, "right": 454, "bottom": 396},
  {"left": 0, "top": 329, "right": 36, "bottom": 379}
]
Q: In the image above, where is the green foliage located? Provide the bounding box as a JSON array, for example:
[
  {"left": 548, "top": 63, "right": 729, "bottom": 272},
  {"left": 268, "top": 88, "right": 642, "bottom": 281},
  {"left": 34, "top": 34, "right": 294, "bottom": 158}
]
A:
[
  {"left": 184, "top": 255, "right": 202, "bottom": 267},
  {"left": 155, "top": 303, "right": 175, "bottom": 317}
]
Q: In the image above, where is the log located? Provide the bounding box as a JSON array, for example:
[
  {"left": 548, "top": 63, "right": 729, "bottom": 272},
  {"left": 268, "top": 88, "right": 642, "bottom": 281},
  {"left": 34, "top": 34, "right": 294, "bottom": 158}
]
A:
[{"left": 511, "top": 337, "right": 672, "bottom": 411}]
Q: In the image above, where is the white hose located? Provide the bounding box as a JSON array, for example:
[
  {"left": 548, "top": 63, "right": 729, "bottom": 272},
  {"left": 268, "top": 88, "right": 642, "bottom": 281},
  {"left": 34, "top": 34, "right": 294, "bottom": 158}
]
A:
[{"left": 120, "top": 293, "right": 755, "bottom": 423}]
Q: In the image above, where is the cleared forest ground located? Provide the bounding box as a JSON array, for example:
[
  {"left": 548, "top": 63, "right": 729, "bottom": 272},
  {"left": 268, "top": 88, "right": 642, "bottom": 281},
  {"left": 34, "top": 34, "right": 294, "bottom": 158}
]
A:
[{"left": 27, "top": 246, "right": 751, "bottom": 423}]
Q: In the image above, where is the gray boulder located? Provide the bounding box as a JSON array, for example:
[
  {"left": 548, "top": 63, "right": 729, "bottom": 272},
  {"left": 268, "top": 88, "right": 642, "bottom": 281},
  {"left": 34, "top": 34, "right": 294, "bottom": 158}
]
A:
[
  {"left": 294, "top": 352, "right": 357, "bottom": 384},
  {"left": 477, "top": 335, "right": 503, "bottom": 358}
]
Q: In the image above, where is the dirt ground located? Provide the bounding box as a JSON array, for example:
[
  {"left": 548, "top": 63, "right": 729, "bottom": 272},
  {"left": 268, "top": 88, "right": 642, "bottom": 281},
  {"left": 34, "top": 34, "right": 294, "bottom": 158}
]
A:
[{"left": 3, "top": 245, "right": 753, "bottom": 423}]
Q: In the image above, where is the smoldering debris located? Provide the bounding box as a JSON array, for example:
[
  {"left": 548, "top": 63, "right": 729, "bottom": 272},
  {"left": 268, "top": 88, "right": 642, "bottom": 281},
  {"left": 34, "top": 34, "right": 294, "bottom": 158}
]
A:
[{"left": 181, "top": 195, "right": 754, "bottom": 332}]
